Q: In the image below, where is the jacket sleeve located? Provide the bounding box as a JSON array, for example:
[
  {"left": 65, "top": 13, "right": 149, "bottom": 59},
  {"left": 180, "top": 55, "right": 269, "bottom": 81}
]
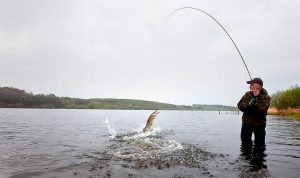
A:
[
  {"left": 257, "top": 94, "right": 271, "bottom": 114},
  {"left": 237, "top": 93, "right": 250, "bottom": 112},
  {"left": 238, "top": 92, "right": 260, "bottom": 113}
]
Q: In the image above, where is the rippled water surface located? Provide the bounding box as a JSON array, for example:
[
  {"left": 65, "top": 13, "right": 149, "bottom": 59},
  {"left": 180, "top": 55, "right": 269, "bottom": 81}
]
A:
[{"left": 0, "top": 109, "right": 299, "bottom": 178}]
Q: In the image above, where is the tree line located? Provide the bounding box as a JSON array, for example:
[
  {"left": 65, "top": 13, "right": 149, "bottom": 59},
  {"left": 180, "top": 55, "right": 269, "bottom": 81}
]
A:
[
  {"left": 0, "top": 87, "right": 238, "bottom": 110},
  {"left": 0, "top": 87, "right": 190, "bottom": 110},
  {"left": 0, "top": 87, "right": 64, "bottom": 108},
  {"left": 3, "top": 86, "right": 299, "bottom": 111}
]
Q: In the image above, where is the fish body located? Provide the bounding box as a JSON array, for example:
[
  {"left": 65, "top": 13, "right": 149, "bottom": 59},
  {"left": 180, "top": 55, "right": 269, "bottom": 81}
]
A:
[{"left": 143, "top": 111, "right": 159, "bottom": 133}]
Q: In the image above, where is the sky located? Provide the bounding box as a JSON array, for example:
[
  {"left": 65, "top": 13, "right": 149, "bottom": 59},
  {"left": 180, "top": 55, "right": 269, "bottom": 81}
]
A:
[{"left": 0, "top": 0, "right": 299, "bottom": 106}]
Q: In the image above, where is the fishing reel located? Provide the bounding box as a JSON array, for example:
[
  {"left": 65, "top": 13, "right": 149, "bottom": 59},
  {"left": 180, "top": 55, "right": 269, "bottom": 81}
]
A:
[{"left": 249, "top": 98, "right": 258, "bottom": 106}]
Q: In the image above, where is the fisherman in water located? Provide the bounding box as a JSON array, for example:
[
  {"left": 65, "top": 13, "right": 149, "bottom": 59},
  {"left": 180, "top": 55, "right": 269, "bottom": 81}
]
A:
[{"left": 237, "top": 78, "right": 271, "bottom": 158}]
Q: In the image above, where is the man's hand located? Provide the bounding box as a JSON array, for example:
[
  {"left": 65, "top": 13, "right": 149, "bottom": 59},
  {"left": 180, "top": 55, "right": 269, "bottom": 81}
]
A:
[{"left": 249, "top": 97, "right": 258, "bottom": 106}]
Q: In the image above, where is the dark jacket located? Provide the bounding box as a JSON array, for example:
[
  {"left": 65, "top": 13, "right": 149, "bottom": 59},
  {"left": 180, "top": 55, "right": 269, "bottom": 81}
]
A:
[{"left": 237, "top": 88, "right": 271, "bottom": 127}]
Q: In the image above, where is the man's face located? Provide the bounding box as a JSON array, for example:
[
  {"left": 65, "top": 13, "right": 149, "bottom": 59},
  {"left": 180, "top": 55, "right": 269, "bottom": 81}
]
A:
[{"left": 250, "top": 83, "right": 261, "bottom": 97}]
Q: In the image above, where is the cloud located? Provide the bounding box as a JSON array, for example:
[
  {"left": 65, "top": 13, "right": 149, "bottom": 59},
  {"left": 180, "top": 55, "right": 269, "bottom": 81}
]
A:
[{"left": 0, "top": 0, "right": 299, "bottom": 105}]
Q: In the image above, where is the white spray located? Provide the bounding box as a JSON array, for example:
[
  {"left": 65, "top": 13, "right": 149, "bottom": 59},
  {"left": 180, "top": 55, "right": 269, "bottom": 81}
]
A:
[{"left": 104, "top": 118, "right": 117, "bottom": 139}]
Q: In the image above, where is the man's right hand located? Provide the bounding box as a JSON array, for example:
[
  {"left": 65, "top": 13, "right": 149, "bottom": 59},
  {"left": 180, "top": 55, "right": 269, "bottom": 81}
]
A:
[{"left": 249, "top": 98, "right": 258, "bottom": 106}]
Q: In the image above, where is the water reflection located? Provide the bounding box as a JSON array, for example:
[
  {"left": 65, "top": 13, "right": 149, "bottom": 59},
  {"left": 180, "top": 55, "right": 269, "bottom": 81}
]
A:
[{"left": 238, "top": 143, "right": 269, "bottom": 177}]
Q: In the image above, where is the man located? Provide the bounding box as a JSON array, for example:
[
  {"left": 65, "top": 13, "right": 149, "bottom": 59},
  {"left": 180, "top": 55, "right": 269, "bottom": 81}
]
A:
[{"left": 237, "top": 77, "right": 271, "bottom": 151}]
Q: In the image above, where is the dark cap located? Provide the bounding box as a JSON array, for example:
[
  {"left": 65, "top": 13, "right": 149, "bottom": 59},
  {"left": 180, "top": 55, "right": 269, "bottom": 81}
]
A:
[{"left": 246, "top": 77, "right": 263, "bottom": 86}]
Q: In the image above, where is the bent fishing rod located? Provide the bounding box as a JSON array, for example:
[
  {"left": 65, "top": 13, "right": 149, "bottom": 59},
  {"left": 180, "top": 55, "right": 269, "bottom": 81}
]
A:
[{"left": 165, "top": 7, "right": 253, "bottom": 81}]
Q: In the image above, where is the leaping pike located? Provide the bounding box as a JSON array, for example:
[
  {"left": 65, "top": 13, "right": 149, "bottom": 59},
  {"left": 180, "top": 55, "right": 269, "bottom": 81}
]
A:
[{"left": 143, "top": 110, "right": 159, "bottom": 133}]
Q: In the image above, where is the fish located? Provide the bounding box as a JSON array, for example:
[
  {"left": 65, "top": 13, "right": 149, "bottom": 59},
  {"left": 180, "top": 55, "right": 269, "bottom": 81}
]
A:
[{"left": 143, "top": 110, "right": 159, "bottom": 133}]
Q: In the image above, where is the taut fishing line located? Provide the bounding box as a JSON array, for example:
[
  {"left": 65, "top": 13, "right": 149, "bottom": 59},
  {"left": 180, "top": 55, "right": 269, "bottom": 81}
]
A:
[{"left": 164, "top": 7, "right": 253, "bottom": 81}]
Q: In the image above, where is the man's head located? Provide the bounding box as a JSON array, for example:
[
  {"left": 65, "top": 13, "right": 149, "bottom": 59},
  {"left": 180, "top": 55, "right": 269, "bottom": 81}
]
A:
[{"left": 247, "top": 78, "right": 263, "bottom": 97}]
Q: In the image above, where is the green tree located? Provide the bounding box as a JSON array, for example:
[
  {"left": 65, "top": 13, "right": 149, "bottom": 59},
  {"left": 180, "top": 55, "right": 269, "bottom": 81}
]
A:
[{"left": 270, "top": 90, "right": 283, "bottom": 108}]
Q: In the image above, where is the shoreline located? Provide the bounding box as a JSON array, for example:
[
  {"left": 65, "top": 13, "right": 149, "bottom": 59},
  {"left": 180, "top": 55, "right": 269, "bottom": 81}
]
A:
[{"left": 268, "top": 107, "right": 300, "bottom": 119}]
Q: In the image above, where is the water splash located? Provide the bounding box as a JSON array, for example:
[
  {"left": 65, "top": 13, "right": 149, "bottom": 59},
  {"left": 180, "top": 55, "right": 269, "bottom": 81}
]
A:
[
  {"left": 104, "top": 118, "right": 117, "bottom": 139},
  {"left": 104, "top": 127, "right": 183, "bottom": 161},
  {"left": 123, "top": 126, "right": 161, "bottom": 140},
  {"left": 94, "top": 135, "right": 214, "bottom": 171},
  {"left": 88, "top": 124, "right": 216, "bottom": 174},
  {"left": 100, "top": 121, "right": 189, "bottom": 166}
]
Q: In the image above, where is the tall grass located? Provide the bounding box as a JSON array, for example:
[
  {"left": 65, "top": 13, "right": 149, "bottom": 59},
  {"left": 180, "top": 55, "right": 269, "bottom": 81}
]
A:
[
  {"left": 270, "top": 85, "right": 300, "bottom": 110},
  {"left": 269, "top": 85, "right": 300, "bottom": 118}
]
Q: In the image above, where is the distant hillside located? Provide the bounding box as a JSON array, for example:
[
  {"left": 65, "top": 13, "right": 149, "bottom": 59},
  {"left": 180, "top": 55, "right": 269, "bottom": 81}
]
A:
[
  {"left": 62, "top": 97, "right": 191, "bottom": 110},
  {"left": 0, "top": 87, "right": 236, "bottom": 110},
  {"left": 192, "top": 104, "right": 238, "bottom": 111}
]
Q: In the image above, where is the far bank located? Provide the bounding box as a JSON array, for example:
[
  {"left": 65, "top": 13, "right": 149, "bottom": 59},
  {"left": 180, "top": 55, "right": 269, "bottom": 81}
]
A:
[{"left": 268, "top": 107, "right": 300, "bottom": 119}]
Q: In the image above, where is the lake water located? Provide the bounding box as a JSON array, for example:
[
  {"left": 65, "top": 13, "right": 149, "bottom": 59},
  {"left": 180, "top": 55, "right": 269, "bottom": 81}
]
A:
[{"left": 0, "top": 109, "right": 299, "bottom": 178}]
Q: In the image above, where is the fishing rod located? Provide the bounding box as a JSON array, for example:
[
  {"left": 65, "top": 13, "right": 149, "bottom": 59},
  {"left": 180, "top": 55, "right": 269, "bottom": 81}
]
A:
[{"left": 165, "top": 7, "right": 253, "bottom": 81}]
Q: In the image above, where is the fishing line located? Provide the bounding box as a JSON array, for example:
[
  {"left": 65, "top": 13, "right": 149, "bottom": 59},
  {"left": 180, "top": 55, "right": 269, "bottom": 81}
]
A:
[{"left": 164, "top": 7, "right": 253, "bottom": 81}]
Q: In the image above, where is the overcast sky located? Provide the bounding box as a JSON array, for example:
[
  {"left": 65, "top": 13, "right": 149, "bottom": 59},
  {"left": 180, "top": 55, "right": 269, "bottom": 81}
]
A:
[{"left": 0, "top": 0, "right": 299, "bottom": 106}]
